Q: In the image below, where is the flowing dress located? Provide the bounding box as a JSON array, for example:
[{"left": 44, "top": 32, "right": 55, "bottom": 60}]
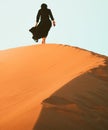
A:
[{"left": 29, "top": 8, "right": 54, "bottom": 41}]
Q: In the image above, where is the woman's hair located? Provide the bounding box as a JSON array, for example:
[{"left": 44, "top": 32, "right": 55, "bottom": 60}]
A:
[{"left": 41, "top": 3, "right": 47, "bottom": 9}]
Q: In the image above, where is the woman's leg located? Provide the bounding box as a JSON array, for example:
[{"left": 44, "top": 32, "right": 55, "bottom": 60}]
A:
[{"left": 42, "top": 37, "right": 46, "bottom": 44}]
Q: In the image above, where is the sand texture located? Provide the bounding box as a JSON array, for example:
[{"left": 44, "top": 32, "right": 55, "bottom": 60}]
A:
[{"left": 0, "top": 44, "right": 108, "bottom": 130}]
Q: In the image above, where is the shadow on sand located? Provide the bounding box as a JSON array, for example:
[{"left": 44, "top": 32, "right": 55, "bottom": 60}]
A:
[{"left": 33, "top": 61, "right": 108, "bottom": 130}]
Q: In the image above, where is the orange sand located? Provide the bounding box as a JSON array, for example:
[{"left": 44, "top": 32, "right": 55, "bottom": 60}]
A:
[{"left": 0, "top": 44, "right": 108, "bottom": 130}]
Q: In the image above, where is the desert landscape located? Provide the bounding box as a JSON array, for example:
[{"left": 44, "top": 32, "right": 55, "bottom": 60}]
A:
[{"left": 0, "top": 44, "right": 108, "bottom": 130}]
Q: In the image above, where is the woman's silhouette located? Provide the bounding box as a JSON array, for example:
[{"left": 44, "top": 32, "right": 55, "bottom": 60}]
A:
[{"left": 29, "top": 3, "right": 56, "bottom": 44}]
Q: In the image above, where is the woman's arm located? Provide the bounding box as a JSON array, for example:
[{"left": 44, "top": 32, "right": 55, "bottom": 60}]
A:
[
  {"left": 35, "top": 10, "right": 40, "bottom": 26},
  {"left": 49, "top": 9, "right": 56, "bottom": 26}
]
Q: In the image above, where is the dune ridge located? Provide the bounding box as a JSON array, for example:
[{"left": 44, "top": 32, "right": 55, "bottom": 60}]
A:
[{"left": 0, "top": 44, "right": 108, "bottom": 130}]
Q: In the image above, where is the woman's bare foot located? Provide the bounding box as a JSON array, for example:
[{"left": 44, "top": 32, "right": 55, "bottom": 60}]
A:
[{"left": 42, "top": 37, "right": 46, "bottom": 44}]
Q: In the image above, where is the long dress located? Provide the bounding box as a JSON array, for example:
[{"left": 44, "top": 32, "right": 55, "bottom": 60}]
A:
[{"left": 29, "top": 8, "right": 54, "bottom": 41}]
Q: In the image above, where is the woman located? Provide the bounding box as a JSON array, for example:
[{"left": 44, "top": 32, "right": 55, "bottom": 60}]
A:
[{"left": 29, "top": 3, "right": 56, "bottom": 44}]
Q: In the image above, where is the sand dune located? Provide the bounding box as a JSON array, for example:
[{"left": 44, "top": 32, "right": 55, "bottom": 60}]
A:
[{"left": 0, "top": 44, "right": 108, "bottom": 130}]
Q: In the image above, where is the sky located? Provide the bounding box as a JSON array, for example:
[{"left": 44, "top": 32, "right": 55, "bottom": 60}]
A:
[{"left": 0, "top": 0, "right": 108, "bottom": 55}]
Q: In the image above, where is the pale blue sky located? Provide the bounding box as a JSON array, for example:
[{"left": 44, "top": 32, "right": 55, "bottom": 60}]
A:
[{"left": 0, "top": 0, "right": 108, "bottom": 55}]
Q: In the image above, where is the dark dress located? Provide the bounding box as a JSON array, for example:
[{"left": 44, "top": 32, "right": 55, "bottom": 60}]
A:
[{"left": 29, "top": 8, "right": 54, "bottom": 41}]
